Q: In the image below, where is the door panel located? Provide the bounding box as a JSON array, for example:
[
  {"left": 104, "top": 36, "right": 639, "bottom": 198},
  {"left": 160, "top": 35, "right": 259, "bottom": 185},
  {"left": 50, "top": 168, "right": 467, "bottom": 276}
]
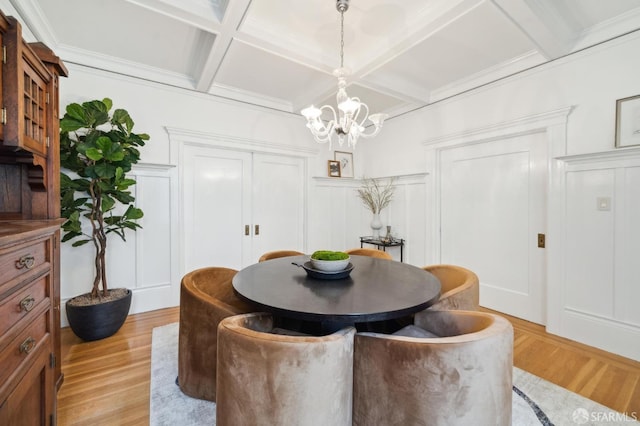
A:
[
  {"left": 252, "top": 154, "right": 305, "bottom": 261},
  {"left": 183, "top": 145, "right": 252, "bottom": 271},
  {"left": 440, "top": 132, "right": 546, "bottom": 324}
]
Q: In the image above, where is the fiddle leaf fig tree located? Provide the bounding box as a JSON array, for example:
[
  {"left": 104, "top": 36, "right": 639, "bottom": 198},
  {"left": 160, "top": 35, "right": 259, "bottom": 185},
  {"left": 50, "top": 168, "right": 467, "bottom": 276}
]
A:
[{"left": 60, "top": 98, "right": 149, "bottom": 299}]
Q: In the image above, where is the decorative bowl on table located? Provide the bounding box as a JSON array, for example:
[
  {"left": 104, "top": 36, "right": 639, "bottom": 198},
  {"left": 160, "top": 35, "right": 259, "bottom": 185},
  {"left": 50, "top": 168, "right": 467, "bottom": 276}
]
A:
[{"left": 310, "top": 250, "right": 350, "bottom": 272}]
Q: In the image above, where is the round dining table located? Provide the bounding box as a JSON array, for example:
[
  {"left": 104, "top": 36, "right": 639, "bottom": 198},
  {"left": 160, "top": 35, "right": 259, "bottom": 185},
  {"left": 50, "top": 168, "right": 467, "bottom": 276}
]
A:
[{"left": 232, "top": 255, "right": 441, "bottom": 328}]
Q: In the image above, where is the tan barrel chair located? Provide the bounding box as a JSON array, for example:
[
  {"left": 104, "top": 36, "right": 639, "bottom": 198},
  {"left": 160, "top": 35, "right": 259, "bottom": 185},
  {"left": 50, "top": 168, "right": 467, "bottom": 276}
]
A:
[
  {"left": 345, "top": 248, "right": 392, "bottom": 260},
  {"left": 178, "top": 267, "right": 254, "bottom": 401},
  {"left": 216, "top": 312, "right": 356, "bottom": 426},
  {"left": 258, "top": 250, "right": 304, "bottom": 262},
  {"left": 423, "top": 264, "right": 480, "bottom": 310},
  {"left": 353, "top": 310, "right": 513, "bottom": 426}
]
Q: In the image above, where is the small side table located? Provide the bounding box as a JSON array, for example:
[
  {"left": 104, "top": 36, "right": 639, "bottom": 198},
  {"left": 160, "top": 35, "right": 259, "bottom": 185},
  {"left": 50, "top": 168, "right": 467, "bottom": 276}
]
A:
[{"left": 360, "top": 236, "right": 405, "bottom": 262}]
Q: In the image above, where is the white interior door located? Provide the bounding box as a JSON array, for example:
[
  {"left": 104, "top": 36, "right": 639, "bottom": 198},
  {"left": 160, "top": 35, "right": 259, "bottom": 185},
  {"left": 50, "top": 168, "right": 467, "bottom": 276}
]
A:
[
  {"left": 251, "top": 154, "right": 305, "bottom": 262},
  {"left": 440, "top": 132, "right": 547, "bottom": 324},
  {"left": 182, "top": 145, "right": 306, "bottom": 272},
  {"left": 183, "top": 145, "right": 252, "bottom": 271}
]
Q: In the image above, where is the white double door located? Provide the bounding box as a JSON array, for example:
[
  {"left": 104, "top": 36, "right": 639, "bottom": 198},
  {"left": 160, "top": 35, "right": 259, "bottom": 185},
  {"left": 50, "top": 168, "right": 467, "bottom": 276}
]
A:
[
  {"left": 182, "top": 145, "right": 305, "bottom": 272},
  {"left": 439, "top": 132, "right": 547, "bottom": 324}
]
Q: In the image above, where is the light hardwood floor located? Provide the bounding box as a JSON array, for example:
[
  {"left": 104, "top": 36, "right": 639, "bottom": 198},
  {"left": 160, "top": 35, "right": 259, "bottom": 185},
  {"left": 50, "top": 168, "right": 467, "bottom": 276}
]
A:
[{"left": 56, "top": 307, "right": 640, "bottom": 425}]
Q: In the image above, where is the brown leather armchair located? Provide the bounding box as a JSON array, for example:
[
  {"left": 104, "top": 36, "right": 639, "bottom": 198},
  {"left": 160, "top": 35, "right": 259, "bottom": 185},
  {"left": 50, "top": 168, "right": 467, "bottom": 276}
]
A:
[
  {"left": 258, "top": 250, "right": 304, "bottom": 262},
  {"left": 354, "top": 310, "right": 513, "bottom": 426},
  {"left": 423, "top": 264, "right": 480, "bottom": 310},
  {"left": 177, "top": 267, "right": 253, "bottom": 401},
  {"left": 216, "top": 312, "right": 355, "bottom": 426},
  {"left": 344, "top": 248, "right": 392, "bottom": 260}
]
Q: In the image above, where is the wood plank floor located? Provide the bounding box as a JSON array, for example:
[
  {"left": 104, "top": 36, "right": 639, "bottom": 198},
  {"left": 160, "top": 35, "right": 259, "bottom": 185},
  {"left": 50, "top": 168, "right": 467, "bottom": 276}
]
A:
[{"left": 56, "top": 307, "right": 640, "bottom": 425}]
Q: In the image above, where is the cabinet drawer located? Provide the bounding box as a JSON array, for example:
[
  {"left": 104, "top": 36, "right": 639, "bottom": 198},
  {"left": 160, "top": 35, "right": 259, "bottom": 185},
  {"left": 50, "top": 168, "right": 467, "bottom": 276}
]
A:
[
  {"left": 0, "top": 275, "right": 48, "bottom": 336},
  {"left": 0, "top": 238, "right": 48, "bottom": 288},
  {"left": 0, "top": 310, "right": 48, "bottom": 388}
]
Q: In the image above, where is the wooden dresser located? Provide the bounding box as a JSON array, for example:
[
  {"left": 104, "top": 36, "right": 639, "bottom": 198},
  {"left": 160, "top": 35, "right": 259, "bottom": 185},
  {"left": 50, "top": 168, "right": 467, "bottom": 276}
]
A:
[{"left": 0, "top": 9, "right": 67, "bottom": 426}]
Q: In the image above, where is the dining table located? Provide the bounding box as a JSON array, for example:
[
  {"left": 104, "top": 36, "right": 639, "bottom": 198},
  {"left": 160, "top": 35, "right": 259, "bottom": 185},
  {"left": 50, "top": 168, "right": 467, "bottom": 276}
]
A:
[{"left": 232, "top": 254, "right": 441, "bottom": 330}]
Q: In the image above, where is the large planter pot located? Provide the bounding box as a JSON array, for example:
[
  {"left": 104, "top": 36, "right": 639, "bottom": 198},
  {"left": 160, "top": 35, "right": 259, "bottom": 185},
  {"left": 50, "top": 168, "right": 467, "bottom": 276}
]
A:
[{"left": 66, "top": 289, "right": 132, "bottom": 341}]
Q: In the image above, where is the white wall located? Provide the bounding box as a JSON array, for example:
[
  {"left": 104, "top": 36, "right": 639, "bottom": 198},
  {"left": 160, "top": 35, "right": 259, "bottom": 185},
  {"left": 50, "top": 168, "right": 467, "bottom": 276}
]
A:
[{"left": 359, "top": 31, "right": 640, "bottom": 360}]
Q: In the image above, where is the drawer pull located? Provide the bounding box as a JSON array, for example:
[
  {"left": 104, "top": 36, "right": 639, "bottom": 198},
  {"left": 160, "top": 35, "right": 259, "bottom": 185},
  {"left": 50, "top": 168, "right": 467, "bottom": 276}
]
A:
[
  {"left": 19, "top": 337, "right": 36, "bottom": 355},
  {"left": 15, "top": 254, "right": 36, "bottom": 270},
  {"left": 19, "top": 295, "right": 36, "bottom": 312}
]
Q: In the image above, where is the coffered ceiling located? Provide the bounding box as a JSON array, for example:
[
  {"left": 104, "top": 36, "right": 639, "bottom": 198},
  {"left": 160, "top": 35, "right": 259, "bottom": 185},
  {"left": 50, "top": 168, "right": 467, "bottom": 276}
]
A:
[{"left": 11, "top": 0, "right": 640, "bottom": 119}]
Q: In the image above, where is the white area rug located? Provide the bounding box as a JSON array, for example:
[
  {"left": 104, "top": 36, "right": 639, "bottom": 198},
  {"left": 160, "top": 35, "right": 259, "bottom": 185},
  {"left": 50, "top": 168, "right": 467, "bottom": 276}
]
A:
[{"left": 150, "top": 323, "right": 638, "bottom": 426}]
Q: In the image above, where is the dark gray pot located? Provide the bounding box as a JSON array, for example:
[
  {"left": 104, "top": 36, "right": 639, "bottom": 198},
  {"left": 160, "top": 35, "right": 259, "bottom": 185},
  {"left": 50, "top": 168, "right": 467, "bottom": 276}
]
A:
[{"left": 66, "top": 289, "right": 132, "bottom": 341}]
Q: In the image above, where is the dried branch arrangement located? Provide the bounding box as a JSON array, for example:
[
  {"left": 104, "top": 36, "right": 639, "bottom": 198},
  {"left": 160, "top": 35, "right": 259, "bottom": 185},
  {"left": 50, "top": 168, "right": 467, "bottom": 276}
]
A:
[{"left": 357, "top": 177, "right": 396, "bottom": 214}]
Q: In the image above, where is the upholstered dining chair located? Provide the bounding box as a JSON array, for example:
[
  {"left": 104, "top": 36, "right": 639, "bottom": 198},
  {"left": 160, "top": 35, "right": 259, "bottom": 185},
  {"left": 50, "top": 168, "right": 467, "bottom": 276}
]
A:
[
  {"left": 258, "top": 249, "right": 304, "bottom": 262},
  {"left": 178, "top": 267, "right": 254, "bottom": 402},
  {"left": 345, "top": 247, "right": 392, "bottom": 260},
  {"left": 354, "top": 310, "right": 513, "bottom": 426},
  {"left": 216, "top": 312, "right": 356, "bottom": 426},
  {"left": 423, "top": 264, "right": 480, "bottom": 310}
]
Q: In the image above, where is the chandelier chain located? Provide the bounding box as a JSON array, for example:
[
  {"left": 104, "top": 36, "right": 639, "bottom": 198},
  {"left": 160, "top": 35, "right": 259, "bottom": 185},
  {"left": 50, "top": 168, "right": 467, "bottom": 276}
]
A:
[{"left": 340, "top": 10, "right": 344, "bottom": 68}]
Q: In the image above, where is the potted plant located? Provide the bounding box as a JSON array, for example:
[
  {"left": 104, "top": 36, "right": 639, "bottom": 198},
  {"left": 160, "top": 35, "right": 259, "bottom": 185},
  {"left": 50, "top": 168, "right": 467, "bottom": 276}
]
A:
[
  {"left": 59, "top": 98, "right": 149, "bottom": 341},
  {"left": 356, "top": 177, "right": 396, "bottom": 239}
]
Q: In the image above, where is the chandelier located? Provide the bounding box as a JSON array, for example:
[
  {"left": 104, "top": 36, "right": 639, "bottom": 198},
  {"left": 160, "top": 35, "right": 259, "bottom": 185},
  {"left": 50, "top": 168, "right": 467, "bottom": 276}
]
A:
[{"left": 301, "top": 0, "right": 388, "bottom": 150}]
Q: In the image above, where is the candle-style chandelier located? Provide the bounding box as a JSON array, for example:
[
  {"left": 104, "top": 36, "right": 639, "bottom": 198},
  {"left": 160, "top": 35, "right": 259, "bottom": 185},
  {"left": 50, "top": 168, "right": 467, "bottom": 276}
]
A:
[{"left": 301, "top": 0, "right": 388, "bottom": 150}]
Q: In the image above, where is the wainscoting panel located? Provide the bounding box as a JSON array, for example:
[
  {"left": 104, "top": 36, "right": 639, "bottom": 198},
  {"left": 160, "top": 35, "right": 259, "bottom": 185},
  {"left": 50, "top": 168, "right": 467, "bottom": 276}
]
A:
[
  {"left": 384, "top": 174, "right": 428, "bottom": 265},
  {"left": 308, "top": 178, "right": 365, "bottom": 253},
  {"left": 309, "top": 175, "right": 427, "bottom": 264},
  {"left": 565, "top": 168, "right": 615, "bottom": 317},
  {"left": 60, "top": 163, "right": 177, "bottom": 326},
  {"left": 553, "top": 148, "right": 640, "bottom": 360}
]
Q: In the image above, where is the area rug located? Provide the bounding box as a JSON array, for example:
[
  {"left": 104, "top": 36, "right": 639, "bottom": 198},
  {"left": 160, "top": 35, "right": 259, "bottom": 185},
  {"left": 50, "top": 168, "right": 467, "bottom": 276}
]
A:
[{"left": 150, "top": 323, "right": 638, "bottom": 426}]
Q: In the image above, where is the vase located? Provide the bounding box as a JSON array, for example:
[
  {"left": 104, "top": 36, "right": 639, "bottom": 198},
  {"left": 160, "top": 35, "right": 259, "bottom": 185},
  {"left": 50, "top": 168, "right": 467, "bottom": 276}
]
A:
[{"left": 370, "top": 213, "right": 383, "bottom": 239}]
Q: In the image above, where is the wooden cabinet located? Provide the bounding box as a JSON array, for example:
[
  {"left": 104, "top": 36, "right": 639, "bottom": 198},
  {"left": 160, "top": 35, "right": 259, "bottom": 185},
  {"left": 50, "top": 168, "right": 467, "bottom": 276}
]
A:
[
  {"left": 0, "top": 8, "right": 67, "bottom": 426},
  {"left": 0, "top": 12, "right": 67, "bottom": 221},
  {"left": 0, "top": 222, "right": 60, "bottom": 426},
  {"left": 2, "top": 17, "right": 52, "bottom": 158}
]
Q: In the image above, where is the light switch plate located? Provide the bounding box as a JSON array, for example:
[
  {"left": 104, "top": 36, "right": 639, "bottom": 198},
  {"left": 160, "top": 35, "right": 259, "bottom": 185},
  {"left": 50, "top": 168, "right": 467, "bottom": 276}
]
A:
[{"left": 596, "top": 197, "right": 611, "bottom": 211}]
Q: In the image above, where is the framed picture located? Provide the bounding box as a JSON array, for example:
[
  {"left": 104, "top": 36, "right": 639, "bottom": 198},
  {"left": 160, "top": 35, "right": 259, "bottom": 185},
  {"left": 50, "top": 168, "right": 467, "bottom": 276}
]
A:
[
  {"left": 328, "top": 160, "right": 341, "bottom": 177},
  {"left": 615, "top": 94, "right": 640, "bottom": 148},
  {"left": 334, "top": 151, "right": 353, "bottom": 178}
]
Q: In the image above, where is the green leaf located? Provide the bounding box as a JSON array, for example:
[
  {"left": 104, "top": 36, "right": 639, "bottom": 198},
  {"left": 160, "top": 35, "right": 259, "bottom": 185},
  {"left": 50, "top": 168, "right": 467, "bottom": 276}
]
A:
[
  {"left": 65, "top": 103, "right": 86, "bottom": 123},
  {"left": 111, "top": 191, "right": 135, "bottom": 204},
  {"left": 93, "top": 162, "right": 117, "bottom": 178},
  {"left": 60, "top": 117, "right": 87, "bottom": 132},
  {"left": 71, "top": 240, "right": 92, "bottom": 247},
  {"left": 101, "top": 195, "right": 116, "bottom": 212},
  {"left": 102, "top": 98, "right": 113, "bottom": 111},
  {"left": 112, "top": 109, "right": 134, "bottom": 133},
  {"left": 85, "top": 147, "right": 103, "bottom": 161},
  {"left": 124, "top": 206, "right": 144, "bottom": 220},
  {"left": 96, "top": 137, "right": 124, "bottom": 162}
]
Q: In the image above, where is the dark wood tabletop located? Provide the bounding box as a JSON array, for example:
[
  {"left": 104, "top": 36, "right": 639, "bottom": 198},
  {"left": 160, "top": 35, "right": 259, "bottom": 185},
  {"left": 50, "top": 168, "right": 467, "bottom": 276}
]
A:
[{"left": 232, "top": 255, "right": 441, "bottom": 325}]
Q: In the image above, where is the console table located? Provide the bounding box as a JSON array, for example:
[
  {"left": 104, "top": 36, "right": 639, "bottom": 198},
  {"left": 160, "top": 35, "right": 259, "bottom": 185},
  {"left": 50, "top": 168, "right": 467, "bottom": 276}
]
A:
[{"left": 360, "top": 236, "right": 405, "bottom": 262}]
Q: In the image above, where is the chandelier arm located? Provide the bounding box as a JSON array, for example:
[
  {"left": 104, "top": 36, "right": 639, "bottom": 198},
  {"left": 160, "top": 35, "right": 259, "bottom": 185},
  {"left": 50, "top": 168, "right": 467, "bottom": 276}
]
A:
[
  {"left": 358, "top": 121, "right": 385, "bottom": 138},
  {"left": 319, "top": 105, "right": 338, "bottom": 123},
  {"left": 350, "top": 98, "right": 370, "bottom": 129}
]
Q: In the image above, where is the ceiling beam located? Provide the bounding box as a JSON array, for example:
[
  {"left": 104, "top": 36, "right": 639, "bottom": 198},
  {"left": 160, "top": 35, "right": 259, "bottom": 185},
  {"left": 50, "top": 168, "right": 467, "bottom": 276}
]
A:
[
  {"left": 124, "top": 0, "right": 222, "bottom": 32},
  {"left": 490, "top": 0, "right": 577, "bottom": 59},
  {"left": 194, "top": 0, "right": 253, "bottom": 92}
]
